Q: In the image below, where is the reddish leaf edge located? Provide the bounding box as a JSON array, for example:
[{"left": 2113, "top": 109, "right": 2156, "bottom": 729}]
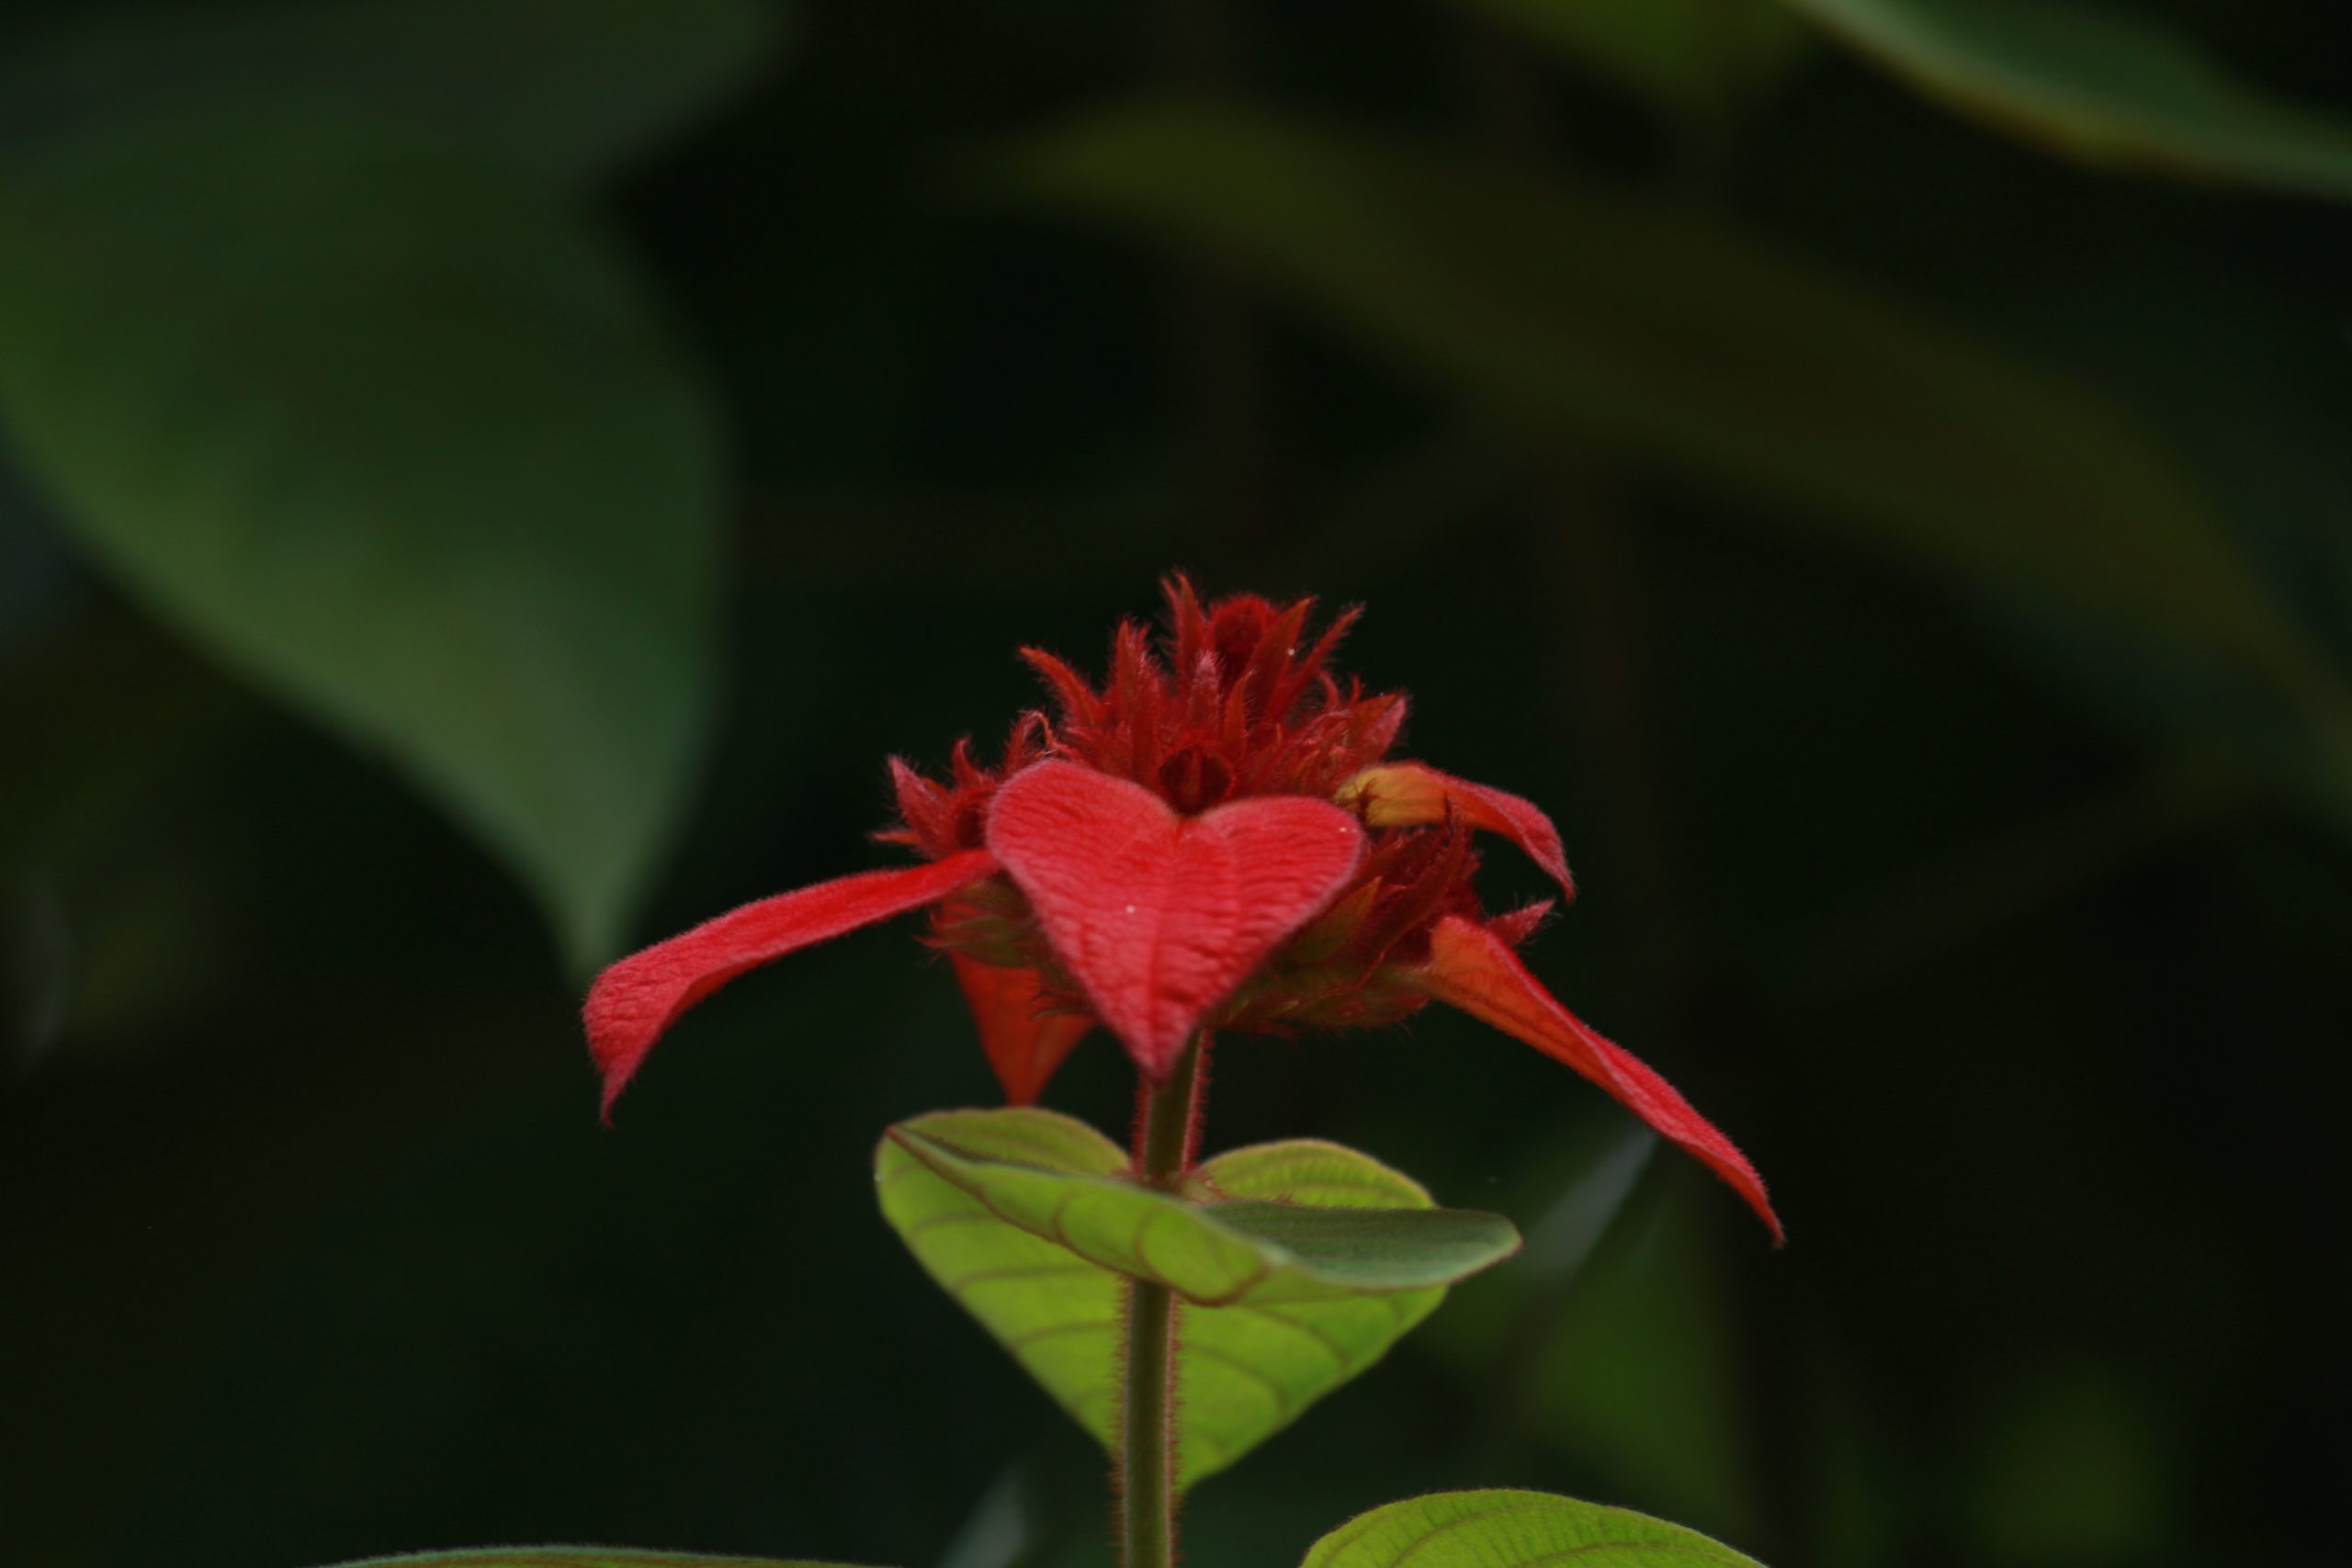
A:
[{"left": 882, "top": 1111, "right": 1526, "bottom": 1306}]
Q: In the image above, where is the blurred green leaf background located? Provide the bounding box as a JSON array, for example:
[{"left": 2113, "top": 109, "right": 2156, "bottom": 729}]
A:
[{"left": 3, "top": 2, "right": 2346, "bottom": 1566}]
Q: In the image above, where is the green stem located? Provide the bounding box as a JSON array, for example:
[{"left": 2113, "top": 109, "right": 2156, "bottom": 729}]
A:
[{"left": 1122, "top": 1035, "right": 1204, "bottom": 1568}]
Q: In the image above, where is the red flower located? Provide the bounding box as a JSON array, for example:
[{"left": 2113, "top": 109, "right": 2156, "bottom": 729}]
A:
[{"left": 584, "top": 580, "right": 1781, "bottom": 1241}]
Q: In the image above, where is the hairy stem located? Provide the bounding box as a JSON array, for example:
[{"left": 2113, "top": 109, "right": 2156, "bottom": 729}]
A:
[{"left": 1121, "top": 1034, "right": 1204, "bottom": 1568}]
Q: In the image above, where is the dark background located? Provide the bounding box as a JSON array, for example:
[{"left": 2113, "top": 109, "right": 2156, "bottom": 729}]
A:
[{"left": 5, "top": 3, "right": 2349, "bottom": 1567}]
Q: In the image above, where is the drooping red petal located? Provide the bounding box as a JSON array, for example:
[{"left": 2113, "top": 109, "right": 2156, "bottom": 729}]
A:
[
  {"left": 585, "top": 848, "right": 998, "bottom": 1118},
  {"left": 1339, "top": 762, "right": 1575, "bottom": 900},
  {"left": 984, "top": 761, "right": 1365, "bottom": 1079},
  {"left": 1416, "top": 914, "right": 1782, "bottom": 1242},
  {"left": 951, "top": 953, "right": 1092, "bottom": 1105}
]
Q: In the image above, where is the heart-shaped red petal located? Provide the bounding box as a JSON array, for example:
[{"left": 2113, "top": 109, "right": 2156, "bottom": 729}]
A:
[{"left": 985, "top": 761, "right": 1365, "bottom": 1079}]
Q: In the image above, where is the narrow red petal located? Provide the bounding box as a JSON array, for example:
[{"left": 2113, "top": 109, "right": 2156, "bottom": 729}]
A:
[
  {"left": 584, "top": 848, "right": 998, "bottom": 1118},
  {"left": 1339, "top": 762, "right": 1575, "bottom": 900},
  {"left": 1485, "top": 898, "right": 1555, "bottom": 948},
  {"left": 951, "top": 954, "right": 1092, "bottom": 1105},
  {"left": 1416, "top": 914, "right": 1782, "bottom": 1243},
  {"left": 985, "top": 761, "right": 1365, "bottom": 1078}
]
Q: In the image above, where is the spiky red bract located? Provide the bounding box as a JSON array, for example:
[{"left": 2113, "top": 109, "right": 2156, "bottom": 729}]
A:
[
  {"left": 949, "top": 952, "right": 1092, "bottom": 1105},
  {"left": 1415, "top": 914, "right": 1784, "bottom": 1244},
  {"left": 1339, "top": 762, "right": 1576, "bottom": 901},
  {"left": 584, "top": 849, "right": 998, "bottom": 1117},
  {"left": 886, "top": 578, "right": 1426, "bottom": 1089},
  {"left": 1020, "top": 578, "right": 1406, "bottom": 812},
  {"left": 985, "top": 761, "right": 1365, "bottom": 1079}
]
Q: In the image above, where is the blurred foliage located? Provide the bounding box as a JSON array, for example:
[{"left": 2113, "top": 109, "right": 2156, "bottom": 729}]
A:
[
  {"left": 1772, "top": 0, "right": 2352, "bottom": 197},
  {"left": 1448, "top": 0, "right": 1813, "bottom": 122},
  {"left": 990, "top": 101, "right": 2334, "bottom": 694},
  {"left": 0, "top": 0, "right": 772, "bottom": 963},
  {"left": 0, "top": 0, "right": 775, "bottom": 186},
  {"left": 3, "top": 2, "right": 2348, "bottom": 1568},
  {"left": 332, "top": 1557, "right": 848, "bottom": 1568}
]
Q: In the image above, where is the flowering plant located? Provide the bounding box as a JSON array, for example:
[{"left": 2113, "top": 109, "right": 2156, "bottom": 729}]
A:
[
  {"left": 587, "top": 581, "right": 1777, "bottom": 1242},
  {"left": 332, "top": 582, "right": 1781, "bottom": 1568}
]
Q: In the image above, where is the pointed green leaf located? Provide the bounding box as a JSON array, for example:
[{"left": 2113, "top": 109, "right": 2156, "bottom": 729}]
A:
[
  {"left": 331, "top": 1561, "right": 875, "bottom": 1568},
  {"left": 1301, "top": 1490, "right": 1764, "bottom": 1568},
  {"left": 886, "top": 1111, "right": 1520, "bottom": 1306},
  {"left": 989, "top": 102, "right": 2333, "bottom": 704},
  {"left": 1773, "top": 0, "right": 2352, "bottom": 201},
  {"left": 876, "top": 1108, "right": 1521, "bottom": 1486},
  {"left": 328, "top": 1553, "right": 867, "bottom": 1568},
  {"left": 0, "top": 0, "right": 780, "bottom": 186},
  {"left": 0, "top": 130, "right": 720, "bottom": 964}
]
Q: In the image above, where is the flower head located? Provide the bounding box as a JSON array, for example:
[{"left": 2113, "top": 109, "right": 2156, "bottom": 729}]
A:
[{"left": 584, "top": 579, "right": 1780, "bottom": 1241}]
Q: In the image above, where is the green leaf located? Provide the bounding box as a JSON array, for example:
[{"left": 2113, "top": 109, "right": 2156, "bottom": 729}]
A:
[
  {"left": 1452, "top": 0, "right": 1812, "bottom": 119},
  {"left": 328, "top": 1553, "right": 867, "bottom": 1568},
  {"left": 886, "top": 1111, "right": 1520, "bottom": 1306},
  {"left": 1300, "top": 1490, "right": 1764, "bottom": 1568},
  {"left": 0, "top": 129, "right": 721, "bottom": 964},
  {"left": 989, "top": 101, "right": 2332, "bottom": 704},
  {"left": 0, "top": 0, "right": 780, "bottom": 186},
  {"left": 876, "top": 1108, "right": 1521, "bottom": 1486},
  {"left": 1769, "top": 0, "right": 2352, "bottom": 200}
]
